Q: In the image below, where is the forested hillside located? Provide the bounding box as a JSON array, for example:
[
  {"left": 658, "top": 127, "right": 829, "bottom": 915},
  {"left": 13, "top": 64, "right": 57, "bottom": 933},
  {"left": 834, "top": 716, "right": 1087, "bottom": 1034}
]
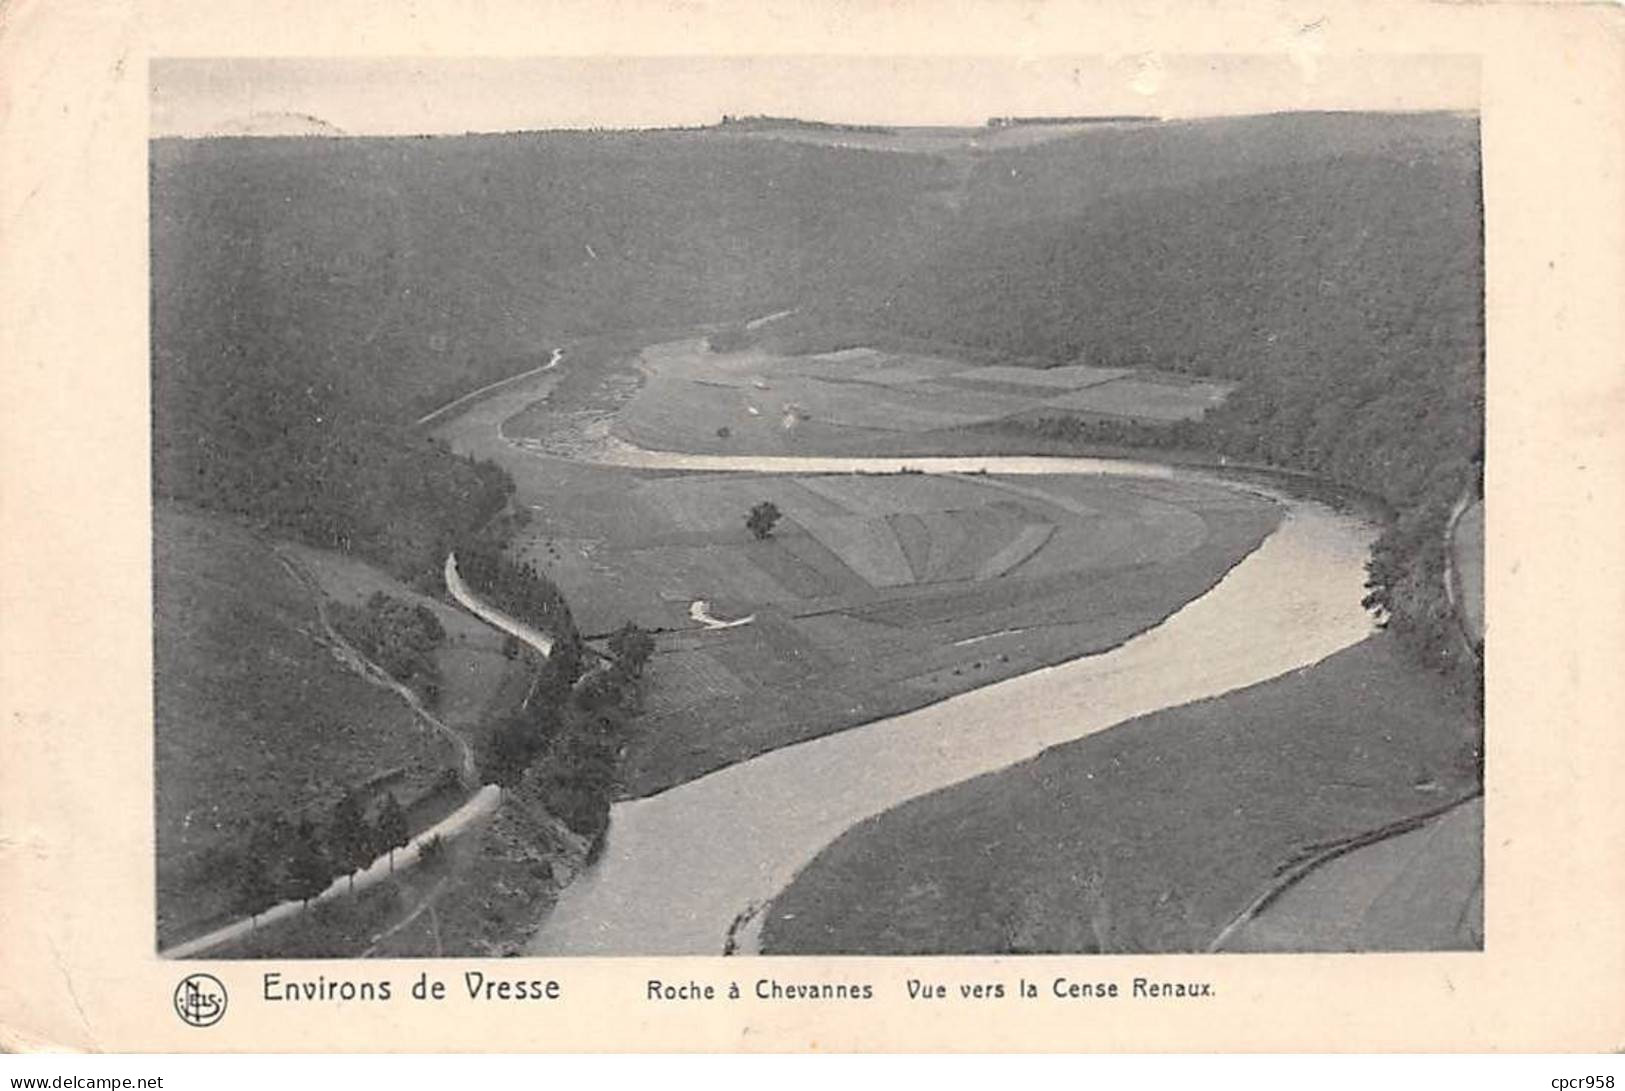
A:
[
  {"left": 881, "top": 115, "right": 1484, "bottom": 695},
  {"left": 151, "top": 133, "right": 945, "bottom": 417},
  {"left": 153, "top": 111, "right": 1482, "bottom": 685},
  {"left": 151, "top": 131, "right": 949, "bottom": 577}
]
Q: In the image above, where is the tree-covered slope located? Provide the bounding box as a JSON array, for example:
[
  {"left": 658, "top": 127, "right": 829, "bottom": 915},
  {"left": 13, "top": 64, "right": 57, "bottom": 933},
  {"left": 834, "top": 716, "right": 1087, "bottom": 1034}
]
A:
[
  {"left": 151, "top": 132, "right": 947, "bottom": 419},
  {"left": 855, "top": 112, "right": 1483, "bottom": 693},
  {"left": 153, "top": 112, "right": 1482, "bottom": 684}
]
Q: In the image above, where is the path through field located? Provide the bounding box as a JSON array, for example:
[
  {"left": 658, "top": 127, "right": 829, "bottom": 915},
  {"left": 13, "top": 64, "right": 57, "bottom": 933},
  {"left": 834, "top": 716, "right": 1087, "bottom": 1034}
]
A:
[{"left": 163, "top": 553, "right": 559, "bottom": 959}]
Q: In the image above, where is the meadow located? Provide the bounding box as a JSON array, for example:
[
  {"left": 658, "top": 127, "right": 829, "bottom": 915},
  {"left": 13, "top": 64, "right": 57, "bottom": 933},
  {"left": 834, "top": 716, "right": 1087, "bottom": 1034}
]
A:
[
  {"left": 507, "top": 337, "right": 1235, "bottom": 458},
  {"left": 284, "top": 543, "right": 536, "bottom": 753}
]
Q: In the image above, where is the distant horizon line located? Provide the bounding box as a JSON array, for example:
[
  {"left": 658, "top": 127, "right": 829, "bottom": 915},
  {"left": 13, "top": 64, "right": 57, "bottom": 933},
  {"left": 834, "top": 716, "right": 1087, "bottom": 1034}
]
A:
[{"left": 151, "top": 105, "right": 1480, "bottom": 141}]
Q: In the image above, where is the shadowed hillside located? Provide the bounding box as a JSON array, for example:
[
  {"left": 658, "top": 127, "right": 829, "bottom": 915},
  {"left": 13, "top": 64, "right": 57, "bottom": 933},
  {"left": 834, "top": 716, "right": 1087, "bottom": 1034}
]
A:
[{"left": 151, "top": 132, "right": 948, "bottom": 420}]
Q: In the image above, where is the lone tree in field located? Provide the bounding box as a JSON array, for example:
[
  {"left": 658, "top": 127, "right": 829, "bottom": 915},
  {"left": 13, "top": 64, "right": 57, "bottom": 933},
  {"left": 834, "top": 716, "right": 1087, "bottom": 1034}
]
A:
[
  {"left": 372, "top": 792, "right": 410, "bottom": 873},
  {"left": 607, "top": 621, "right": 655, "bottom": 677},
  {"left": 746, "top": 500, "right": 782, "bottom": 541}
]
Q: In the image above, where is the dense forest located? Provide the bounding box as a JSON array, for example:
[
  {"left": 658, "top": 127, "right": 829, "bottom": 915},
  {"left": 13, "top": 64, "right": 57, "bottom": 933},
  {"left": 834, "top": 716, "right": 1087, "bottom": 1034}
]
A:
[
  {"left": 150, "top": 132, "right": 944, "bottom": 418},
  {"left": 869, "top": 120, "right": 1485, "bottom": 700},
  {"left": 150, "top": 130, "right": 948, "bottom": 578},
  {"left": 150, "top": 328, "right": 514, "bottom": 582}
]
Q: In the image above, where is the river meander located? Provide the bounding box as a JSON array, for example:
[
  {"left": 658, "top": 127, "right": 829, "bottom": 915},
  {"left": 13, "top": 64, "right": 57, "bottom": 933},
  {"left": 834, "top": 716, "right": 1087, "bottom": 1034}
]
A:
[{"left": 515, "top": 443, "right": 1377, "bottom": 955}]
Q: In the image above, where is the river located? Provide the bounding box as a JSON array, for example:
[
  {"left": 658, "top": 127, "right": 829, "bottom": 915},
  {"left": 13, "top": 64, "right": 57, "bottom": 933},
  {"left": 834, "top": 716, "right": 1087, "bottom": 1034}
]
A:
[{"left": 519, "top": 445, "right": 1377, "bottom": 955}]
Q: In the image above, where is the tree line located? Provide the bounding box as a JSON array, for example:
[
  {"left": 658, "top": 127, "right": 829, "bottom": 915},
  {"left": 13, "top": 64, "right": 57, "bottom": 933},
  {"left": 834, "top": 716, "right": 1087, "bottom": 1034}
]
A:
[
  {"left": 478, "top": 620, "right": 655, "bottom": 843},
  {"left": 232, "top": 789, "right": 413, "bottom": 926},
  {"left": 851, "top": 125, "right": 1485, "bottom": 708},
  {"left": 330, "top": 591, "right": 448, "bottom": 707},
  {"left": 453, "top": 542, "right": 584, "bottom": 667}
]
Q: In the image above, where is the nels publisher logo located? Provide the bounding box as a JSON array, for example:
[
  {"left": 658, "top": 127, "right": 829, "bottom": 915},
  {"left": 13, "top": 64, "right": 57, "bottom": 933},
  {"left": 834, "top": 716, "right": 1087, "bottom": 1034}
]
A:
[{"left": 174, "top": 973, "right": 228, "bottom": 1027}]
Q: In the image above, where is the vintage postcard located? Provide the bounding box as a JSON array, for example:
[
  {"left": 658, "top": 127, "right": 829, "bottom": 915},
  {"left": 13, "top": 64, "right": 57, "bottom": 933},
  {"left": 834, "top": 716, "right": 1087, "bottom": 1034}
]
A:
[{"left": 1, "top": 0, "right": 1621, "bottom": 1053}]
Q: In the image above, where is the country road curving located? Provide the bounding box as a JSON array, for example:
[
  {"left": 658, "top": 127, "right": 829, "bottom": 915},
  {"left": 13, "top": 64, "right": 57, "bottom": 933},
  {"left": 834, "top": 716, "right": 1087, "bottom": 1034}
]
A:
[
  {"left": 160, "top": 785, "right": 502, "bottom": 959},
  {"left": 415, "top": 348, "right": 564, "bottom": 427},
  {"left": 443, "top": 552, "right": 555, "bottom": 657},
  {"left": 162, "top": 549, "right": 560, "bottom": 959}
]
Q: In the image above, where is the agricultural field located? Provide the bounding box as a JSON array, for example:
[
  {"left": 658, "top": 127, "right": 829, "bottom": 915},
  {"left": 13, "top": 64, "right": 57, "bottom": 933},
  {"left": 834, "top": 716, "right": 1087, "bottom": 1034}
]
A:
[
  {"left": 496, "top": 459, "right": 1279, "bottom": 796},
  {"left": 760, "top": 633, "right": 1481, "bottom": 955},
  {"left": 574, "top": 338, "right": 1234, "bottom": 457}
]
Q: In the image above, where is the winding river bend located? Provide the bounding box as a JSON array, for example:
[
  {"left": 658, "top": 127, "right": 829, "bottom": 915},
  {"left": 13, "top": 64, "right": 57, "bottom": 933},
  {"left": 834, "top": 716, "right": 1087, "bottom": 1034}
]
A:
[{"left": 520, "top": 445, "right": 1378, "bottom": 955}]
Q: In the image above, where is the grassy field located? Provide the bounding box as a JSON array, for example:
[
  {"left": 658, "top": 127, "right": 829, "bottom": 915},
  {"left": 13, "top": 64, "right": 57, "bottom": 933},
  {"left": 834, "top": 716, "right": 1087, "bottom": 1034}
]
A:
[
  {"left": 285, "top": 544, "right": 537, "bottom": 757},
  {"left": 514, "top": 338, "right": 1236, "bottom": 457},
  {"left": 488, "top": 454, "right": 1279, "bottom": 796},
  {"left": 759, "top": 633, "right": 1480, "bottom": 955},
  {"left": 153, "top": 503, "right": 533, "bottom": 948}
]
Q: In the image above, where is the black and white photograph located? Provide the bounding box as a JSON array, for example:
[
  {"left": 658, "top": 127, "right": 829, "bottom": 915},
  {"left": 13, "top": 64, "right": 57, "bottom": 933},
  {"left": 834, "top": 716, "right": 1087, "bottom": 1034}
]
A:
[{"left": 148, "top": 55, "right": 1486, "bottom": 962}]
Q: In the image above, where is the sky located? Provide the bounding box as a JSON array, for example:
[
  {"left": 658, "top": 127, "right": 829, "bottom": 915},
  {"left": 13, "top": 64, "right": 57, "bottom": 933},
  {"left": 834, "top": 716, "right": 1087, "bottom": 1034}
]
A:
[{"left": 150, "top": 55, "right": 1479, "bottom": 138}]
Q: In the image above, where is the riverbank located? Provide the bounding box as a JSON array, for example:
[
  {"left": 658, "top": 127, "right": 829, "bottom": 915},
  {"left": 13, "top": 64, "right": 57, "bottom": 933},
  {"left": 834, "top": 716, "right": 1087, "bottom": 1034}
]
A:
[
  {"left": 431, "top": 350, "right": 1292, "bottom": 800},
  {"left": 527, "top": 487, "right": 1376, "bottom": 955},
  {"left": 416, "top": 336, "right": 1479, "bottom": 958},
  {"left": 760, "top": 632, "right": 1480, "bottom": 954}
]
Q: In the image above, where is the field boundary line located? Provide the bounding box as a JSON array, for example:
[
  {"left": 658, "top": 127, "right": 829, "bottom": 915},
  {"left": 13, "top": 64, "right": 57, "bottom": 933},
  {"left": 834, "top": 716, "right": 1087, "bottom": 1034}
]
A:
[{"left": 1206, "top": 790, "right": 1483, "bottom": 953}]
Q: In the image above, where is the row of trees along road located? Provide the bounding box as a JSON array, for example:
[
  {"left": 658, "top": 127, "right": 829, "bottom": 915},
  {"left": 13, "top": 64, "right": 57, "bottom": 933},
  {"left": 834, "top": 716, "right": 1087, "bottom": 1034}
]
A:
[
  {"left": 478, "top": 621, "right": 655, "bottom": 844},
  {"left": 232, "top": 790, "right": 412, "bottom": 927}
]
